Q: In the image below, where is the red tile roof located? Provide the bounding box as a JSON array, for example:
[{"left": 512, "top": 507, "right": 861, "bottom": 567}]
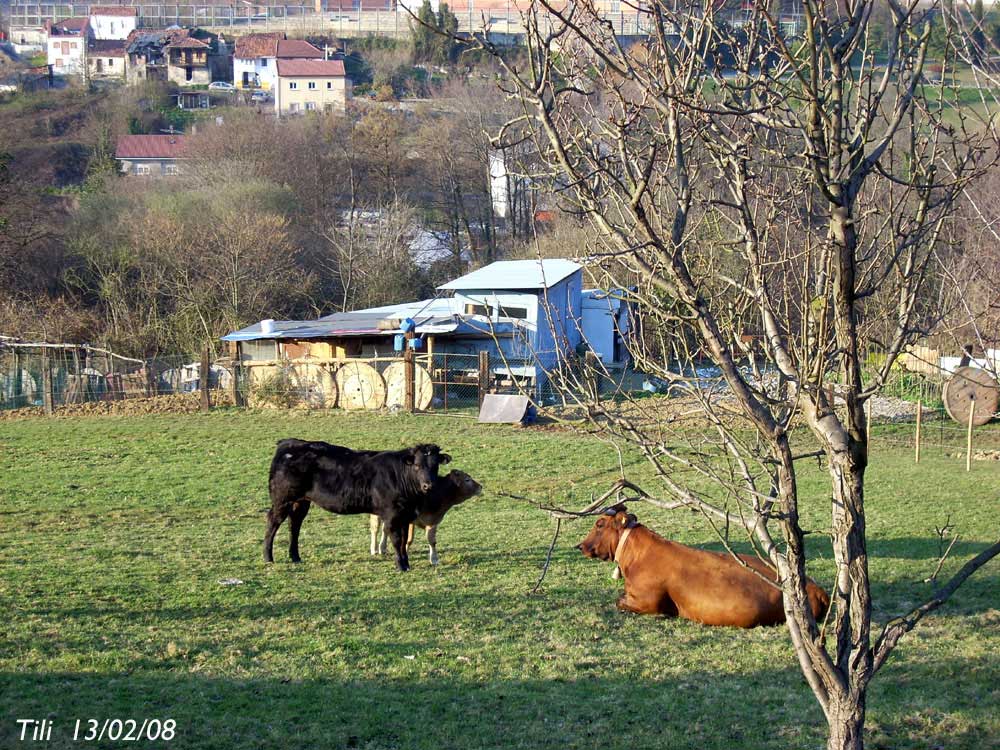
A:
[
  {"left": 166, "top": 36, "right": 210, "bottom": 49},
  {"left": 115, "top": 134, "right": 189, "bottom": 160},
  {"left": 90, "top": 6, "right": 139, "bottom": 15},
  {"left": 276, "top": 39, "right": 323, "bottom": 58},
  {"left": 234, "top": 32, "right": 282, "bottom": 59},
  {"left": 275, "top": 59, "right": 346, "bottom": 77},
  {"left": 47, "top": 17, "right": 90, "bottom": 35}
]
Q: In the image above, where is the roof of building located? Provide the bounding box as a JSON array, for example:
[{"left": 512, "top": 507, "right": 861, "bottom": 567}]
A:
[
  {"left": 115, "top": 134, "right": 189, "bottom": 160},
  {"left": 166, "top": 36, "right": 210, "bottom": 49},
  {"left": 89, "top": 6, "right": 139, "bottom": 16},
  {"left": 438, "top": 259, "right": 582, "bottom": 291},
  {"left": 275, "top": 58, "right": 346, "bottom": 77},
  {"left": 233, "top": 32, "right": 282, "bottom": 59},
  {"left": 47, "top": 17, "right": 89, "bottom": 35},
  {"left": 88, "top": 39, "right": 127, "bottom": 55},
  {"left": 276, "top": 39, "right": 324, "bottom": 58},
  {"left": 222, "top": 310, "right": 512, "bottom": 341},
  {"left": 126, "top": 27, "right": 192, "bottom": 52}
]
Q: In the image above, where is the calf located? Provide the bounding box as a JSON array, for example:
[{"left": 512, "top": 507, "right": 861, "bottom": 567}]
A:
[
  {"left": 370, "top": 470, "right": 482, "bottom": 565},
  {"left": 264, "top": 438, "right": 450, "bottom": 571},
  {"left": 578, "top": 505, "right": 830, "bottom": 627}
]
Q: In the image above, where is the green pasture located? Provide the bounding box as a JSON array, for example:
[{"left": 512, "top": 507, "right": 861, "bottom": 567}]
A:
[{"left": 0, "top": 410, "right": 997, "bottom": 749}]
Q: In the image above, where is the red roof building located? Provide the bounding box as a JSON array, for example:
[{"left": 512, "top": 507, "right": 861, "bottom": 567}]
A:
[
  {"left": 275, "top": 58, "right": 345, "bottom": 77},
  {"left": 116, "top": 134, "right": 189, "bottom": 160}
]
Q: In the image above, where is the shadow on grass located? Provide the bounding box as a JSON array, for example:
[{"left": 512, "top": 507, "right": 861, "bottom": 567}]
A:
[{"left": 2, "top": 654, "right": 997, "bottom": 750}]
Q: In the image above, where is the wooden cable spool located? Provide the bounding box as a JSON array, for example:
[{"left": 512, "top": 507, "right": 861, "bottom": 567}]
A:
[
  {"left": 942, "top": 366, "right": 999, "bottom": 426},
  {"left": 383, "top": 361, "right": 433, "bottom": 411},
  {"left": 289, "top": 363, "right": 338, "bottom": 409},
  {"left": 334, "top": 361, "right": 387, "bottom": 410}
]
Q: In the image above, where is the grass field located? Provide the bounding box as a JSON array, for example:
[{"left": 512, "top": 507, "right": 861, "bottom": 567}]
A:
[{"left": 1, "top": 410, "right": 998, "bottom": 750}]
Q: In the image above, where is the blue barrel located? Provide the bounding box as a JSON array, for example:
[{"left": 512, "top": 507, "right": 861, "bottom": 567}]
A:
[{"left": 394, "top": 334, "right": 406, "bottom": 352}]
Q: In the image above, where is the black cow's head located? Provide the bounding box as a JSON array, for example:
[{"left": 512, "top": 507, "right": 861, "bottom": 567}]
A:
[
  {"left": 407, "top": 444, "right": 451, "bottom": 492},
  {"left": 443, "top": 469, "right": 482, "bottom": 502}
]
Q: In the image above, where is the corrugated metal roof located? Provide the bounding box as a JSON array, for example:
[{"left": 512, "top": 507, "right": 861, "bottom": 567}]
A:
[
  {"left": 222, "top": 312, "right": 514, "bottom": 342},
  {"left": 438, "top": 259, "right": 581, "bottom": 291}
]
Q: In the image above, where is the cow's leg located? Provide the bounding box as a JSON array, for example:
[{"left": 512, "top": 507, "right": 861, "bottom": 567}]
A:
[
  {"left": 386, "top": 517, "right": 410, "bottom": 572},
  {"left": 369, "top": 515, "right": 382, "bottom": 556},
  {"left": 287, "top": 501, "right": 310, "bottom": 563},
  {"left": 263, "top": 504, "right": 290, "bottom": 563},
  {"left": 426, "top": 524, "right": 439, "bottom": 566}
]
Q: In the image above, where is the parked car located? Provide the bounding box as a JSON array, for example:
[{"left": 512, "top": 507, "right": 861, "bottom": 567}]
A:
[
  {"left": 208, "top": 81, "right": 236, "bottom": 92},
  {"left": 250, "top": 90, "right": 270, "bottom": 103}
]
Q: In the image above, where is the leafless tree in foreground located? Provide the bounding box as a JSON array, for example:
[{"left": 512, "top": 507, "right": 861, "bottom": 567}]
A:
[{"left": 468, "top": 1, "right": 1000, "bottom": 748}]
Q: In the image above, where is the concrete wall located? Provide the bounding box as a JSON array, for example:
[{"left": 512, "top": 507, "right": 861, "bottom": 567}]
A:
[
  {"left": 89, "top": 15, "right": 136, "bottom": 41},
  {"left": 117, "top": 158, "right": 181, "bottom": 177},
  {"left": 274, "top": 74, "right": 348, "bottom": 113},
  {"left": 47, "top": 37, "right": 85, "bottom": 75},
  {"left": 234, "top": 56, "right": 276, "bottom": 89},
  {"left": 87, "top": 55, "right": 126, "bottom": 79}
]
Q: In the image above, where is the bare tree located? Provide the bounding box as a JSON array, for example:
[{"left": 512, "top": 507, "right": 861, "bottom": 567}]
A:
[
  {"left": 470, "top": 1, "right": 1000, "bottom": 748},
  {"left": 321, "top": 200, "right": 429, "bottom": 311}
]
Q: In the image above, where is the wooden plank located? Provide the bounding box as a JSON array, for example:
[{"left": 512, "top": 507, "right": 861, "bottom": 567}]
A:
[
  {"left": 42, "top": 353, "right": 53, "bottom": 415},
  {"left": 404, "top": 348, "right": 415, "bottom": 413},
  {"left": 478, "top": 350, "right": 489, "bottom": 408},
  {"left": 200, "top": 345, "right": 211, "bottom": 412}
]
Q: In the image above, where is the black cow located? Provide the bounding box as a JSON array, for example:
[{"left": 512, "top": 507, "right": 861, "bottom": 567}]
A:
[{"left": 264, "top": 438, "right": 451, "bottom": 571}]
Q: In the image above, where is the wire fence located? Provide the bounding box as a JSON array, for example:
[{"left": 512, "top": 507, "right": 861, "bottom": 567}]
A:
[{"left": 0, "top": 342, "right": 234, "bottom": 412}]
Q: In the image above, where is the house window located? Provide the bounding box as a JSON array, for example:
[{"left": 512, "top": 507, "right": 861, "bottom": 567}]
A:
[
  {"left": 326, "top": 81, "right": 332, "bottom": 89},
  {"left": 56, "top": 58, "right": 63, "bottom": 67},
  {"left": 289, "top": 81, "right": 297, "bottom": 89},
  {"left": 289, "top": 102, "right": 300, "bottom": 112},
  {"left": 135, "top": 164, "right": 151, "bottom": 175},
  {"left": 465, "top": 304, "right": 491, "bottom": 317},
  {"left": 498, "top": 305, "right": 529, "bottom": 320},
  {"left": 107, "top": 58, "right": 114, "bottom": 67},
  {"left": 61, "top": 41, "right": 70, "bottom": 54},
  {"left": 164, "top": 164, "right": 178, "bottom": 175},
  {"left": 70, "top": 42, "right": 77, "bottom": 49},
  {"left": 308, "top": 81, "right": 316, "bottom": 89},
  {"left": 261, "top": 58, "right": 267, "bottom": 66},
  {"left": 305, "top": 102, "right": 316, "bottom": 110}
]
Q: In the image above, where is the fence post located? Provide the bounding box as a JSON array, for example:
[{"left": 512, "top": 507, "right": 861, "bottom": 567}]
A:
[
  {"left": 966, "top": 397, "right": 975, "bottom": 472},
  {"left": 230, "top": 362, "right": 243, "bottom": 407},
  {"left": 404, "top": 347, "right": 415, "bottom": 413},
  {"left": 443, "top": 352, "right": 449, "bottom": 411},
  {"left": 200, "top": 345, "right": 211, "bottom": 412},
  {"left": 478, "top": 350, "right": 490, "bottom": 408},
  {"left": 915, "top": 400, "right": 922, "bottom": 464},
  {"left": 42, "top": 353, "right": 53, "bottom": 415}
]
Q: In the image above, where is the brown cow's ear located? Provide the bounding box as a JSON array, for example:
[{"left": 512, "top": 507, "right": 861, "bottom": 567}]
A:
[{"left": 625, "top": 513, "right": 638, "bottom": 528}]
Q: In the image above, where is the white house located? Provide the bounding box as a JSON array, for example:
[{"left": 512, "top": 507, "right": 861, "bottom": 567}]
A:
[
  {"left": 233, "top": 33, "right": 324, "bottom": 90},
  {"left": 88, "top": 6, "right": 137, "bottom": 41},
  {"left": 46, "top": 17, "right": 90, "bottom": 76}
]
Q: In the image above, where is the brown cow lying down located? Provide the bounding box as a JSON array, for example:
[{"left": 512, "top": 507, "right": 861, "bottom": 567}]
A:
[
  {"left": 578, "top": 505, "right": 830, "bottom": 628},
  {"left": 370, "top": 470, "right": 482, "bottom": 565}
]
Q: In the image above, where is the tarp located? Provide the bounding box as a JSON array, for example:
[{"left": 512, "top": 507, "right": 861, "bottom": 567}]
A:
[{"left": 478, "top": 394, "right": 535, "bottom": 424}]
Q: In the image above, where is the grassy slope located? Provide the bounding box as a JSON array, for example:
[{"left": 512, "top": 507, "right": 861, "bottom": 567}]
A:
[{"left": 0, "top": 410, "right": 997, "bottom": 750}]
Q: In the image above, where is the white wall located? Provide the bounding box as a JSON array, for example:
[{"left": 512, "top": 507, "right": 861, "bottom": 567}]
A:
[
  {"left": 234, "top": 56, "right": 276, "bottom": 89},
  {"left": 89, "top": 15, "right": 136, "bottom": 41},
  {"left": 48, "top": 38, "right": 85, "bottom": 75}
]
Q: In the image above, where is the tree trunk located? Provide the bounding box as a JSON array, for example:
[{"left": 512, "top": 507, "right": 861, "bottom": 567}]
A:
[{"left": 827, "top": 696, "right": 866, "bottom": 750}]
